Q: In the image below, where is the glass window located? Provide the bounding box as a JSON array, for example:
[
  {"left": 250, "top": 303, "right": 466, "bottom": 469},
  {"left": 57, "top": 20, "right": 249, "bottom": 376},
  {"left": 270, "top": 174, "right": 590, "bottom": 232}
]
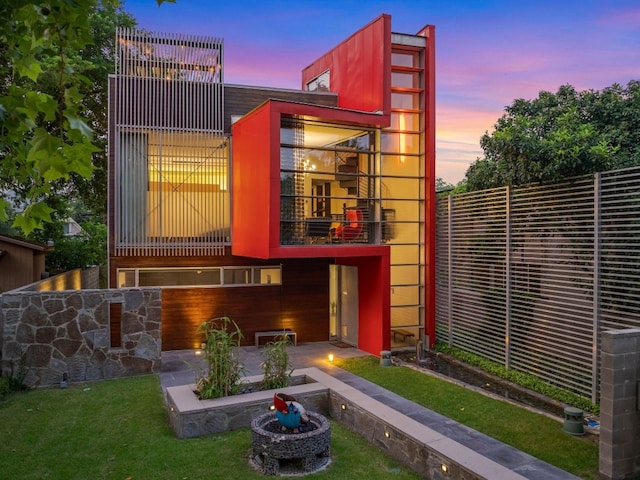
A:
[
  {"left": 390, "top": 112, "right": 420, "bottom": 131},
  {"left": 139, "top": 268, "right": 221, "bottom": 287},
  {"left": 381, "top": 155, "right": 422, "bottom": 176},
  {"left": 391, "top": 265, "right": 420, "bottom": 285},
  {"left": 390, "top": 245, "right": 421, "bottom": 265},
  {"left": 381, "top": 132, "right": 421, "bottom": 154},
  {"left": 279, "top": 117, "right": 378, "bottom": 246},
  {"left": 306, "top": 70, "right": 330, "bottom": 92},
  {"left": 256, "top": 267, "right": 281, "bottom": 284},
  {"left": 391, "top": 306, "right": 421, "bottom": 326},
  {"left": 116, "top": 266, "right": 281, "bottom": 287},
  {"left": 118, "top": 269, "right": 136, "bottom": 287},
  {"left": 391, "top": 51, "right": 420, "bottom": 68},
  {"left": 391, "top": 71, "right": 420, "bottom": 89},
  {"left": 391, "top": 285, "right": 420, "bottom": 306},
  {"left": 223, "top": 268, "right": 251, "bottom": 285},
  {"left": 391, "top": 92, "right": 421, "bottom": 110},
  {"left": 380, "top": 177, "right": 422, "bottom": 200}
]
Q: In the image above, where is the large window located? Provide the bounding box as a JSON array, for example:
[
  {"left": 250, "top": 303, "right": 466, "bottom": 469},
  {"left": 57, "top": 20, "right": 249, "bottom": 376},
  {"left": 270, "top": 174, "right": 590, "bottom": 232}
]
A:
[
  {"left": 117, "top": 266, "right": 281, "bottom": 288},
  {"left": 387, "top": 45, "right": 425, "bottom": 334},
  {"left": 115, "top": 131, "right": 230, "bottom": 256},
  {"left": 279, "top": 118, "right": 379, "bottom": 245}
]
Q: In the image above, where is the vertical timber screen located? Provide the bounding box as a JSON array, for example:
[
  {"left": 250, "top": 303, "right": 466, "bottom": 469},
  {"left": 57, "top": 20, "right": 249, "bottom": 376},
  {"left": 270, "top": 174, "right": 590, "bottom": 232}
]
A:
[{"left": 436, "top": 166, "right": 640, "bottom": 402}]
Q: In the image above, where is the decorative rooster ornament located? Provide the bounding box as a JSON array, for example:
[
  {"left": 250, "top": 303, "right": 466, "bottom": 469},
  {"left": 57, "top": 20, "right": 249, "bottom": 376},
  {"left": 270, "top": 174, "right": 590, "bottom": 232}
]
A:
[{"left": 273, "top": 392, "right": 309, "bottom": 431}]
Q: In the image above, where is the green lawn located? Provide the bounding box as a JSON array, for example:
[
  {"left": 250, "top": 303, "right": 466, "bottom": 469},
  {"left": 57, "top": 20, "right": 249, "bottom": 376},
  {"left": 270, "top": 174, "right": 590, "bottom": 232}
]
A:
[
  {"left": 336, "top": 356, "right": 599, "bottom": 480},
  {"left": 0, "top": 359, "right": 600, "bottom": 479},
  {"left": 0, "top": 375, "right": 419, "bottom": 480}
]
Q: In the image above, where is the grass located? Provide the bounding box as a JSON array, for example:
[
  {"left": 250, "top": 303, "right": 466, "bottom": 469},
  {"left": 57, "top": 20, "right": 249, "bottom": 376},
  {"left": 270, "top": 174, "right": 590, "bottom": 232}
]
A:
[
  {"left": 0, "top": 375, "right": 419, "bottom": 480},
  {"left": 335, "top": 356, "right": 599, "bottom": 480}
]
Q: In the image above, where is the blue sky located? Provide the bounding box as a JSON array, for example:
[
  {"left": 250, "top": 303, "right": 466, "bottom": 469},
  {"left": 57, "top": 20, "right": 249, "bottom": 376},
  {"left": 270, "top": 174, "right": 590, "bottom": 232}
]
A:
[{"left": 122, "top": 0, "right": 640, "bottom": 184}]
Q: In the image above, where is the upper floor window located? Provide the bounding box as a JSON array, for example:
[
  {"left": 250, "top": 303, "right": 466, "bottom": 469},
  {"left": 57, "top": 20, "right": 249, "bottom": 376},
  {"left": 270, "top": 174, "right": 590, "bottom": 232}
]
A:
[
  {"left": 279, "top": 117, "right": 380, "bottom": 246},
  {"left": 306, "top": 70, "right": 330, "bottom": 92}
]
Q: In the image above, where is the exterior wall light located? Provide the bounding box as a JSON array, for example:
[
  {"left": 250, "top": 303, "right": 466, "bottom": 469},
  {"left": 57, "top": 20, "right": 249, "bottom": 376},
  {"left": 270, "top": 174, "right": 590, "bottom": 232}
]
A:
[
  {"left": 384, "top": 431, "right": 390, "bottom": 438},
  {"left": 341, "top": 404, "right": 347, "bottom": 410},
  {"left": 441, "top": 464, "right": 448, "bottom": 473}
]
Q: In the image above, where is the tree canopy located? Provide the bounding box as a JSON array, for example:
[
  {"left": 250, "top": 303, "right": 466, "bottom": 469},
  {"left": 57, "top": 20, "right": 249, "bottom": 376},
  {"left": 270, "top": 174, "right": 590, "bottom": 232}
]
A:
[
  {"left": 464, "top": 81, "right": 640, "bottom": 191},
  {"left": 0, "top": 0, "right": 172, "bottom": 235}
]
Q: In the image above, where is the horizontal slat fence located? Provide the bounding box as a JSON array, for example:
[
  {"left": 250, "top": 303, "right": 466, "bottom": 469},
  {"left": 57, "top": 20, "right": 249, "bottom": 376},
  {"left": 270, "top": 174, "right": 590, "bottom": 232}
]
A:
[{"left": 436, "top": 166, "right": 640, "bottom": 402}]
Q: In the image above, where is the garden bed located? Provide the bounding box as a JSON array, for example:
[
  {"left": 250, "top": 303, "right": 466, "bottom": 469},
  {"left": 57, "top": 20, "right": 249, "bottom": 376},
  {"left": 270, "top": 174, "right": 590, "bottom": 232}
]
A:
[{"left": 165, "top": 372, "right": 329, "bottom": 438}]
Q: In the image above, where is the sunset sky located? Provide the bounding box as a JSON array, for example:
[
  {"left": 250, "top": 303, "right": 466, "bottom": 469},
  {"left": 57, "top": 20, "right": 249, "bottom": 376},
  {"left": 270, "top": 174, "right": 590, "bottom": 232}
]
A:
[{"left": 123, "top": 0, "right": 640, "bottom": 185}]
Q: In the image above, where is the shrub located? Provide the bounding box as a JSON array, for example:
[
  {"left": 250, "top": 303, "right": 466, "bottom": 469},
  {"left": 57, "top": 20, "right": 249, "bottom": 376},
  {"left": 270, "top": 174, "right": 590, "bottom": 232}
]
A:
[
  {"left": 433, "top": 343, "right": 598, "bottom": 414},
  {"left": 260, "top": 334, "right": 293, "bottom": 390},
  {"left": 0, "top": 364, "right": 29, "bottom": 401},
  {"left": 193, "top": 317, "right": 245, "bottom": 399}
]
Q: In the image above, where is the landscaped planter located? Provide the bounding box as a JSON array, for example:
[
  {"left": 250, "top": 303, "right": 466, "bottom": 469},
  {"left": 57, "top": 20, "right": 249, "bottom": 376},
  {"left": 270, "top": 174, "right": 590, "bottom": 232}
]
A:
[{"left": 165, "top": 372, "right": 330, "bottom": 439}]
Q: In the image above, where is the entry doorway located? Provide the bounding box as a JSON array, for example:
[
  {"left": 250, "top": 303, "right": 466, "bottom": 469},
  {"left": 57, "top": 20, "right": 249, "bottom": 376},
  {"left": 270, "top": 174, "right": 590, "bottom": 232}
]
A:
[{"left": 329, "top": 264, "right": 358, "bottom": 346}]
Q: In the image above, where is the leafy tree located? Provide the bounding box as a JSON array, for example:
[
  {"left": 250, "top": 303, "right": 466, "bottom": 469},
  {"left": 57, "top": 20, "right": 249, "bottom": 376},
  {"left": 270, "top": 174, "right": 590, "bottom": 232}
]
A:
[
  {"left": 0, "top": 0, "right": 172, "bottom": 234},
  {"left": 465, "top": 81, "right": 640, "bottom": 191},
  {"left": 435, "top": 177, "right": 454, "bottom": 192}
]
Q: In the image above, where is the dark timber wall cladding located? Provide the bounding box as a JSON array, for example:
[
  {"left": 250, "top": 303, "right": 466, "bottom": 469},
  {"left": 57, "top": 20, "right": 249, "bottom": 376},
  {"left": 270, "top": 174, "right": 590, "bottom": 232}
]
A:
[
  {"left": 224, "top": 85, "right": 338, "bottom": 133},
  {"left": 128, "top": 256, "right": 333, "bottom": 351}
]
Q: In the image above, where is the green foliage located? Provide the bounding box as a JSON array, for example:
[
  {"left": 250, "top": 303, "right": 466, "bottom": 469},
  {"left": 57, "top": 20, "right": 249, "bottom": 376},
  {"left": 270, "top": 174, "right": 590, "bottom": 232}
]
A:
[
  {"left": 432, "top": 343, "right": 598, "bottom": 415},
  {"left": 194, "top": 317, "right": 246, "bottom": 399},
  {"left": 259, "top": 335, "right": 294, "bottom": 390},
  {"left": 43, "top": 222, "right": 107, "bottom": 274},
  {"left": 0, "top": 1, "right": 137, "bottom": 233},
  {"left": 0, "top": 364, "right": 29, "bottom": 401},
  {"left": 466, "top": 81, "right": 640, "bottom": 190}
]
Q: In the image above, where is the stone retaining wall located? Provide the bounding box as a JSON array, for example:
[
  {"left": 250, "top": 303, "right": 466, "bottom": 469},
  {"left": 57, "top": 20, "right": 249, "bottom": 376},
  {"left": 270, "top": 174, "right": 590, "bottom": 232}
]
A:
[
  {"left": 1, "top": 288, "right": 161, "bottom": 387},
  {"left": 167, "top": 368, "right": 539, "bottom": 480}
]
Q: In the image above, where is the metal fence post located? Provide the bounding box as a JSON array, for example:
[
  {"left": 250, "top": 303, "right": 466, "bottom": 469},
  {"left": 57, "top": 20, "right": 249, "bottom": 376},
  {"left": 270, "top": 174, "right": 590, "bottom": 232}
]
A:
[{"left": 592, "top": 173, "right": 601, "bottom": 404}]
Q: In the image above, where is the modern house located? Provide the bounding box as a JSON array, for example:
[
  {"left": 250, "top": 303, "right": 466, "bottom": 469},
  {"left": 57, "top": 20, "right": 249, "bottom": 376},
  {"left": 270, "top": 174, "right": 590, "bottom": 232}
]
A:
[{"left": 108, "top": 14, "right": 436, "bottom": 356}]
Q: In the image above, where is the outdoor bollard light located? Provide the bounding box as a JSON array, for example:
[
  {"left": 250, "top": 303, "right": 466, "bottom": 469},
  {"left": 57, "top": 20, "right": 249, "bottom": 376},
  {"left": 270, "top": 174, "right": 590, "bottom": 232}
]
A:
[
  {"left": 380, "top": 350, "right": 392, "bottom": 367},
  {"left": 328, "top": 353, "right": 334, "bottom": 362}
]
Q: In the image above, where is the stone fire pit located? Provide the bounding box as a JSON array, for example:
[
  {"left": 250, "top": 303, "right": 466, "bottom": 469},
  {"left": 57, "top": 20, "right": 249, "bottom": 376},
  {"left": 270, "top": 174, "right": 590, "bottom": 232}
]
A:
[{"left": 250, "top": 411, "right": 331, "bottom": 475}]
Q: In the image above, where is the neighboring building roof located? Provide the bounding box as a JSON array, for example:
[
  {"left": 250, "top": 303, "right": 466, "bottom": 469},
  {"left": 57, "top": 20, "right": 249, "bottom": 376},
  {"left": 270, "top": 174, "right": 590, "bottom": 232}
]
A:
[
  {"left": 63, "top": 217, "right": 83, "bottom": 236},
  {"left": 0, "top": 234, "right": 47, "bottom": 252}
]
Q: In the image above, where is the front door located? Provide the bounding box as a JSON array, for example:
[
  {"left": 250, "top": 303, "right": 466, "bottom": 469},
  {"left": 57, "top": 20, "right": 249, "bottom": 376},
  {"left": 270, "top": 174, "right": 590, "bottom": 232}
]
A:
[{"left": 329, "top": 264, "right": 358, "bottom": 346}]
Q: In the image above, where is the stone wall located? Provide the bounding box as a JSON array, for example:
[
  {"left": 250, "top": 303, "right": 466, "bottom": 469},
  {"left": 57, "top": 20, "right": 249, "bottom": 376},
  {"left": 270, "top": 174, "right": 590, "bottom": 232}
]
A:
[
  {"left": 600, "top": 328, "right": 640, "bottom": 480},
  {"left": 1, "top": 288, "right": 161, "bottom": 387}
]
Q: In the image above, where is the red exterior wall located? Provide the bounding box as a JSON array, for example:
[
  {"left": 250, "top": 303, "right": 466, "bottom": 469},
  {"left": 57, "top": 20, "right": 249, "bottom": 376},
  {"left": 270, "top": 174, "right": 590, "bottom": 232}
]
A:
[
  {"left": 419, "top": 24, "right": 437, "bottom": 348},
  {"left": 231, "top": 99, "right": 392, "bottom": 354},
  {"left": 230, "top": 105, "right": 274, "bottom": 259},
  {"left": 301, "top": 14, "right": 392, "bottom": 116},
  {"left": 231, "top": 99, "right": 387, "bottom": 260},
  {"left": 337, "top": 254, "right": 391, "bottom": 355}
]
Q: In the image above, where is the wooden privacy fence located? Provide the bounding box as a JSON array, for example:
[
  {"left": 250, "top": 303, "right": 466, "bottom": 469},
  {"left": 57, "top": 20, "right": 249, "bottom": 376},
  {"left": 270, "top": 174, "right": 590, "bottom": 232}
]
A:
[{"left": 436, "top": 166, "right": 640, "bottom": 402}]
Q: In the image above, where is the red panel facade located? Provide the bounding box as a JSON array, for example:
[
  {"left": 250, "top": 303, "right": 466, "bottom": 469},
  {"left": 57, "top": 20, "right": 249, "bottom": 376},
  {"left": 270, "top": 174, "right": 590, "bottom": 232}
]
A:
[
  {"left": 418, "top": 24, "right": 437, "bottom": 348},
  {"left": 230, "top": 105, "right": 274, "bottom": 259},
  {"left": 337, "top": 254, "right": 391, "bottom": 354},
  {"left": 231, "top": 99, "right": 388, "bottom": 260},
  {"left": 301, "top": 14, "right": 392, "bottom": 116}
]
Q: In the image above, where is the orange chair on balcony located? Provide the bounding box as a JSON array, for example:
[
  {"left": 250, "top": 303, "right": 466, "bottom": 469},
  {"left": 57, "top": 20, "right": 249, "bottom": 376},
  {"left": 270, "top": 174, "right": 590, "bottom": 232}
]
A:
[{"left": 331, "top": 208, "right": 363, "bottom": 242}]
